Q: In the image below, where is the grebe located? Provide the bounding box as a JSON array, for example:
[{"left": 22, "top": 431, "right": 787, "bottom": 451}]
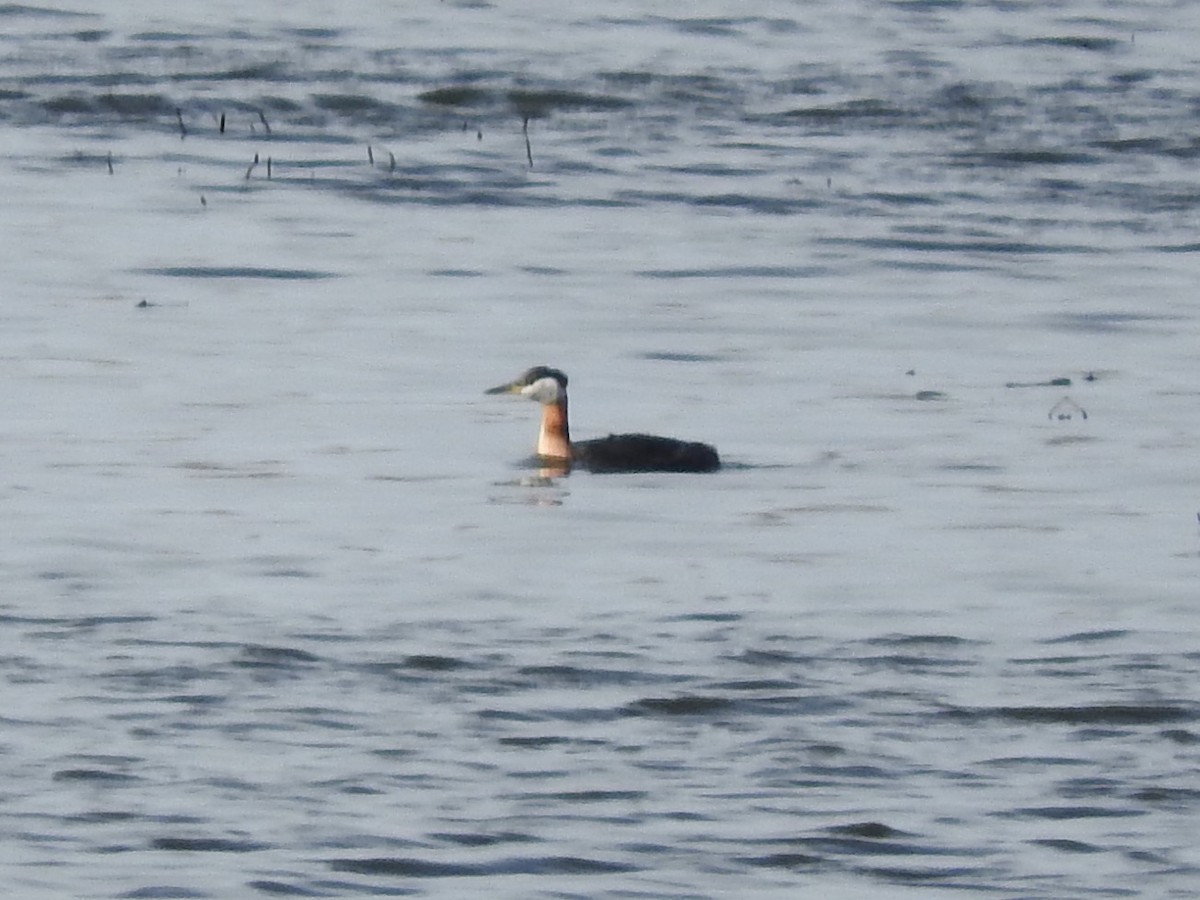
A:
[{"left": 485, "top": 366, "right": 720, "bottom": 474}]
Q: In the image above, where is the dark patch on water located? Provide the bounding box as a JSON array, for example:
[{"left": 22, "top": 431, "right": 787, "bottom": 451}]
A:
[
  {"left": 858, "top": 653, "right": 975, "bottom": 673},
  {"left": 944, "top": 705, "right": 1194, "bottom": 726},
  {"left": 1, "top": 612, "right": 157, "bottom": 629},
  {"left": 418, "top": 85, "right": 491, "bottom": 107},
  {"left": 739, "top": 851, "right": 825, "bottom": 869},
  {"left": 780, "top": 99, "right": 906, "bottom": 123},
  {"left": 1055, "top": 776, "right": 1122, "bottom": 799},
  {"left": 664, "top": 611, "right": 742, "bottom": 623},
  {"left": 653, "top": 162, "right": 761, "bottom": 177},
  {"left": 234, "top": 645, "right": 321, "bottom": 668},
  {"left": 1042, "top": 629, "right": 1131, "bottom": 644},
  {"left": 638, "top": 351, "right": 725, "bottom": 362},
  {"left": 1042, "top": 311, "right": 1180, "bottom": 333},
  {"left": 475, "top": 708, "right": 542, "bottom": 723},
  {"left": 68, "top": 810, "right": 139, "bottom": 824},
  {"left": 733, "top": 647, "right": 814, "bottom": 665},
  {"left": 516, "top": 664, "right": 659, "bottom": 687},
  {"left": 42, "top": 92, "right": 173, "bottom": 117},
  {"left": 496, "top": 735, "right": 571, "bottom": 748},
  {"left": 864, "top": 634, "right": 980, "bottom": 647},
  {"left": 981, "top": 755, "right": 1090, "bottom": 768},
  {"left": 287, "top": 27, "right": 341, "bottom": 40},
  {"left": 863, "top": 190, "right": 939, "bottom": 207},
  {"left": 201, "top": 62, "right": 293, "bottom": 82},
  {"left": 312, "top": 93, "right": 404, "bottom": 125},
  {"left": 417, "top": 85, "right": 631, "bottom": 116},
  {"left": 998, "top": 806, "right": 1143, "bottom": 821},
  {"left": 428, "top": 268, "right": 486, "bottom": 277},
  {"left": 152, "top": 836, "right": 271, "bottom": 852},
  {"left": 1025, "top": 36, "right": 1126, "bottom": 53},
  {"left": 139, "top": 266, "right": 337, "bottom": 280},
  {"left": 1129, "top": 786, "right": 1200, "bottom": 807},
  {"left": 0, "top": 5, "right": 98, "bottom": 19},
  {"left": 534, "top": 789, "right": 649, "bottom": 803},
  {"left": 53, "top": 768, "right": 140, "bottom": 783},
  {"left": 966, "top": 149, "right": 1103, "bottom": 167},
  {"left": 858, "top": 863, "right": 987, "bottom": 884},
  {"left": 259, "top": 568, "right": 317, "bottom": 579},
  {"left": 1161, "top": 729, "right": 1199, "bottom": 745},
  {"left": 400, "top": 654, "right": 470, "bottom": 671},
  {"left": 429, "top": 831, "right": 539, "bottom": 847},
  {"left": 828, "top": 822, "right": 910, "bottom": 839},
  {"left": 156, "top": 693, "right": 224, "bottom": 707},
  {"left": 819, "top": 235, "right": 1095, "bottom": 255},
  {"left": 710, "top": 678, "right": 802, "bottom": 691},
  {"left": 627, "top": 694, "right": 735, "bottom": 716},
  {"left": 789, "top": 831, "right": 942, "bottom": 857},
  {"left": 618, "top": 191, "right": 821, "bottom": 215},
  {"left": 691, "top": 192, "right": 807, "bottom": 213},
  {"left": 130, "top": 30, "right": 198, "bottom": 42},
  {"left": 1029, "top": 838, "right": 1103, "bottom": 853},
  {"left": 639, "top": 264, "right": 828, "bottom": 279},
  {"left": 509, "top": 88, "right": 633, "bottom": 116},
  {"left": 328, "top": 855, "right": 638, "bottom": 877}
]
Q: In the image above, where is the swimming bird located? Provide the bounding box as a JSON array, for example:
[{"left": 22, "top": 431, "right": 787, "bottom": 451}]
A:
[{"left": 485, "top": 366, "right": 720, "bottom": 473}]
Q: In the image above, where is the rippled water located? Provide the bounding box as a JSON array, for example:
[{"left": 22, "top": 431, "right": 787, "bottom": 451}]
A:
[{"left": 3, "top": 1, "right": 1199, "bottom": 897}]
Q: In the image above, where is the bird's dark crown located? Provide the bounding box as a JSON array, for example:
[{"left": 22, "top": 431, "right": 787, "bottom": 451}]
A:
[{"left": 520, "top": 366, "right": 568, "bottom": 388}]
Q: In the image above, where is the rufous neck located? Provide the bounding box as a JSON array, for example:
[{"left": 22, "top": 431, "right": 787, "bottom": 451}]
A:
[{"left": 537, "top": 398, "right": 572, "bottom": 460}]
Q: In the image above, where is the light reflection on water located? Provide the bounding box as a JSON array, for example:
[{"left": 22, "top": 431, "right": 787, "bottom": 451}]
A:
[{"left": 2, "top": 1, "right": 1199, "bottom": 898}]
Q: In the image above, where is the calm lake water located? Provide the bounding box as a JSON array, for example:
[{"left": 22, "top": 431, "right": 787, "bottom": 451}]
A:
[{"left": 2, "top": 1, "right": 1199, "bottom": 897}]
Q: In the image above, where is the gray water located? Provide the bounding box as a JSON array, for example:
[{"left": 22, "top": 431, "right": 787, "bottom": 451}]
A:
[{"left": 2, "top": 1, "right": 1199, "bottom": 897}]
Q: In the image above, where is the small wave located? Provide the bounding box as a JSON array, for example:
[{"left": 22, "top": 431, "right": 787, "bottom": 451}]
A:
[
  {"left": 627, "top": 694, "right": 734, "bottom": 716},
  {"left": 138, "top": 266, "right": 337, "bottom": 280},
  {"left": 944, "top": 704, "right": 1195, "bottom": 726},
  {"left": 152, "top": 836, "right": 271, "bottom": 852},
  {"left": 329, "top": 855, "right": 638, "bottom": 877},
  {"left": 997, "top": 806, "right": 1143, "bottom": 821}
]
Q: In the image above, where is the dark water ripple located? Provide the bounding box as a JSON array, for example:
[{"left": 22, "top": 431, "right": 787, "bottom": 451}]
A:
[
  {"left": 2, "top": 1, "right": 1198, "bottom": 253},
  {"left": 4, "top": 607, "right": 1197, "bottom": 896},
  {"left": 4, "top": 3, "right": 1200, "bottom": 898}
]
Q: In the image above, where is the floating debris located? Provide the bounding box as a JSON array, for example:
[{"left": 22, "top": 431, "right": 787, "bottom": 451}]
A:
[
  {"left": 1007, "top": 377, "right": 1072, "bottom": 388},
  {"left": 1048, "top": 396, "right": 1087, "bottom": 421}
]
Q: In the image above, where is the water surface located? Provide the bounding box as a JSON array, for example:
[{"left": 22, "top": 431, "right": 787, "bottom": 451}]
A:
[{"left": 2, "top": 1, "right": 1198, "bottom": 897}]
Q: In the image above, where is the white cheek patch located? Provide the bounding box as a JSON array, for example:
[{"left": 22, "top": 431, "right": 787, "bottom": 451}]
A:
[{"left": 520, "top": 377, "right": 561, "bottom": 404}]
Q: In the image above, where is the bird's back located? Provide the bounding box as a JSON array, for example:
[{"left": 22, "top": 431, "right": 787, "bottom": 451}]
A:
[{"left": 573, "top": 433, "right": 720, "bottom": 473}]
